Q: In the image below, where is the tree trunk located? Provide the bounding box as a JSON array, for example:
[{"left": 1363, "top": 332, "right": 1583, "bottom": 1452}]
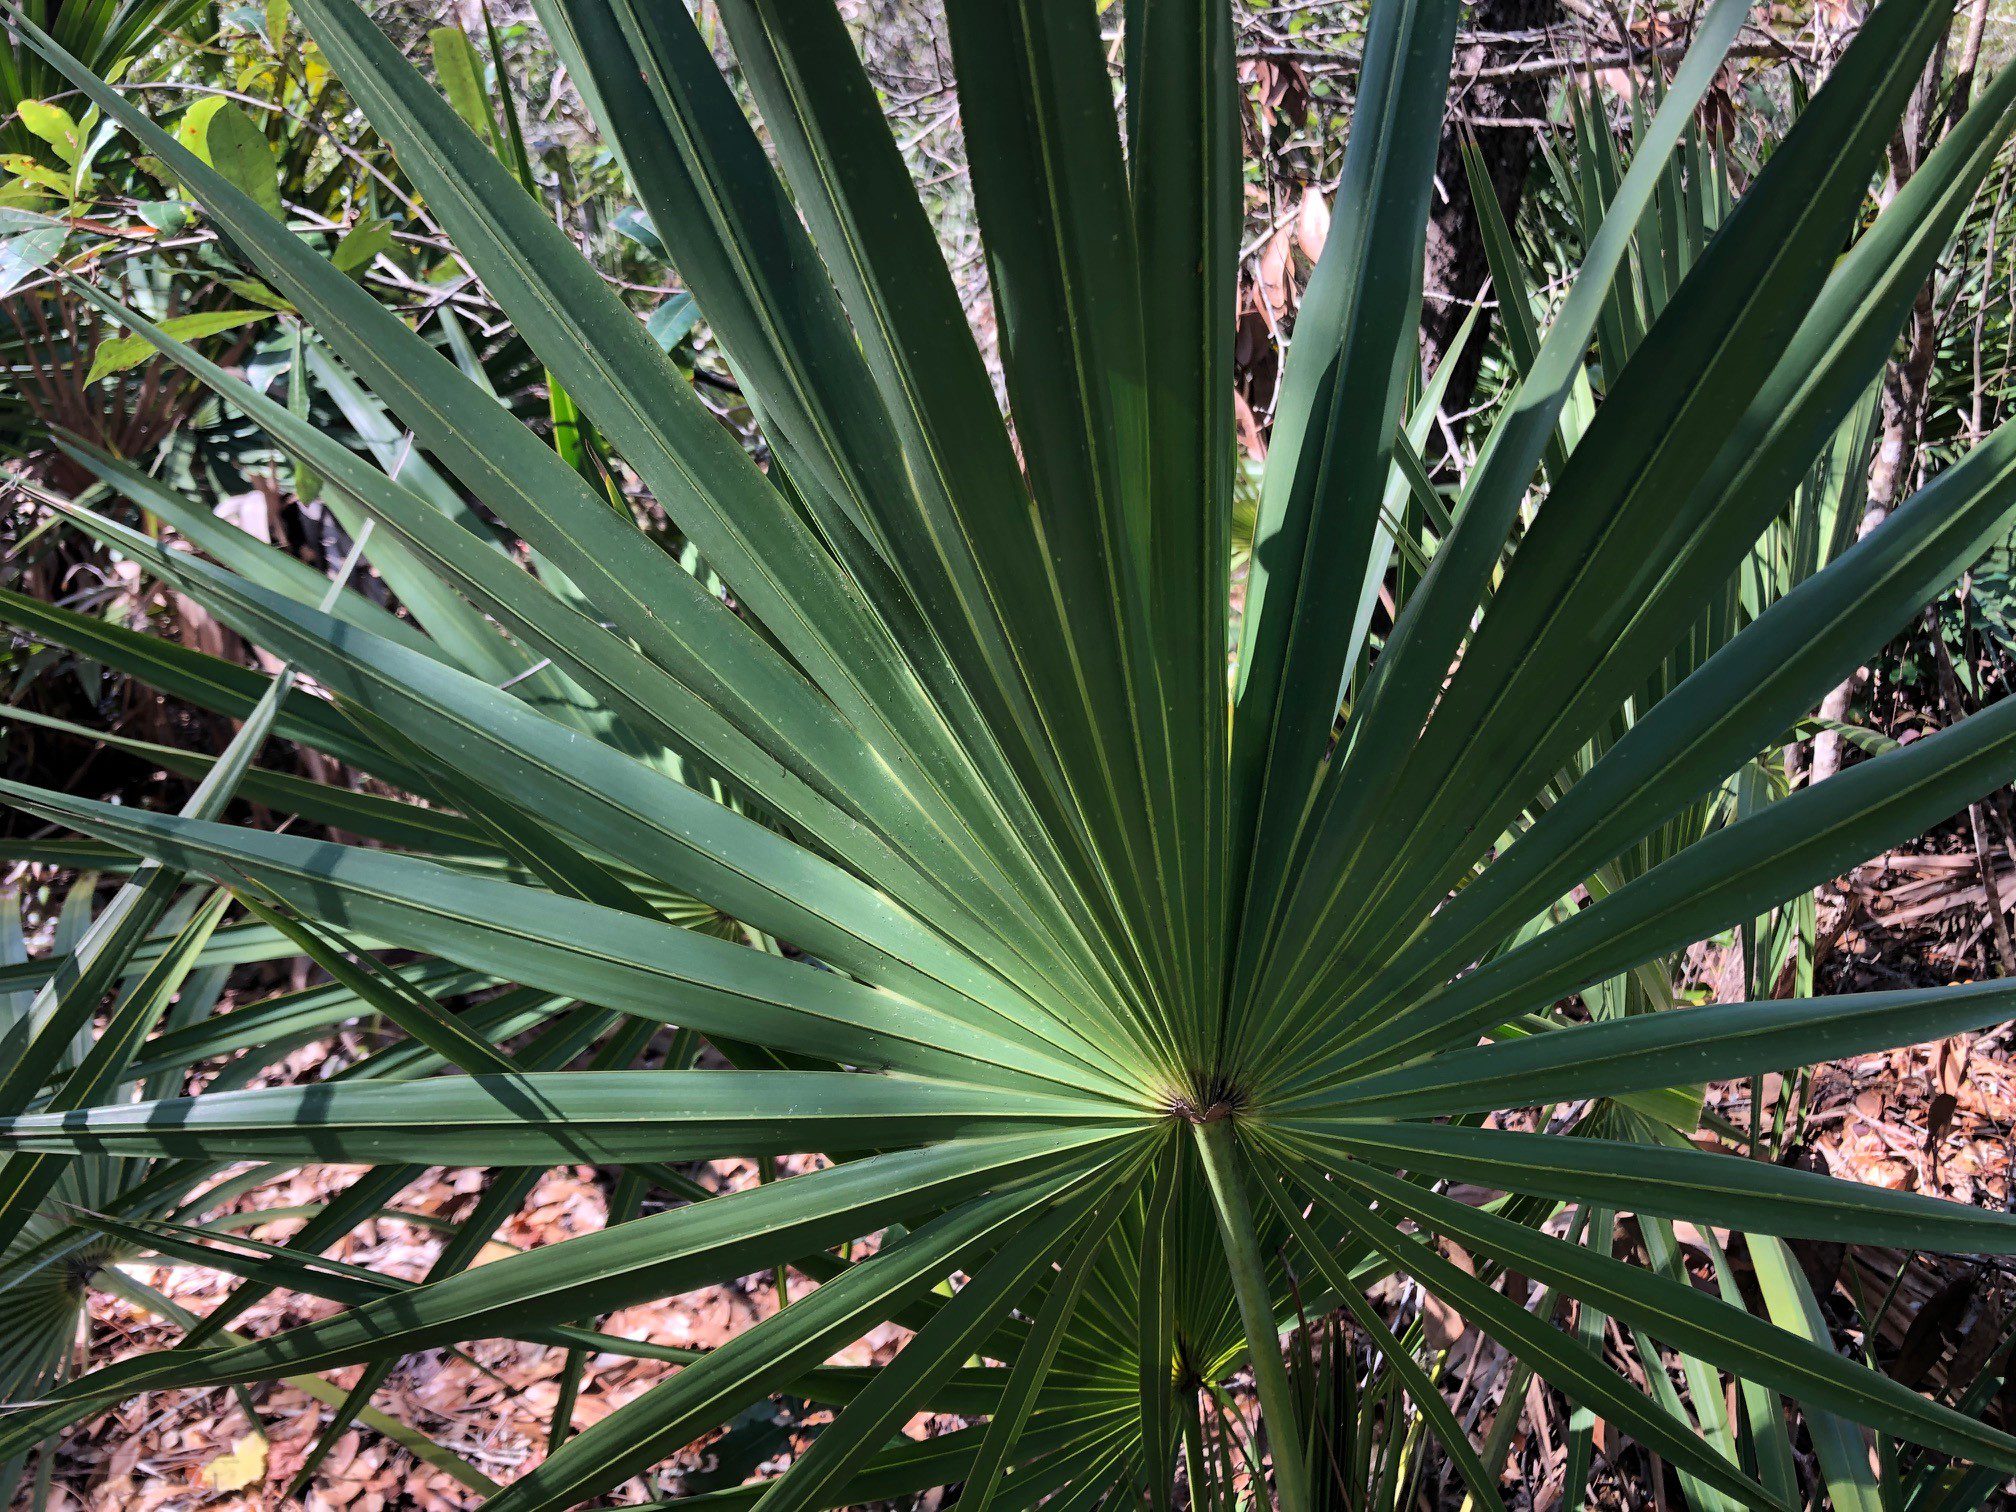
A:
[{"left": 1420, "top": 0, "right": 1561, "bottom": 411}]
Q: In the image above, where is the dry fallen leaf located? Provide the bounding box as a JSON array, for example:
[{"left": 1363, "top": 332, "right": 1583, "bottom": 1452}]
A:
[
  {"left": 198, "top": 1431, "right": 268, "bottom": 1492},
  {"left": 1421, "top": 1242, "right": 1475, "bottom": 1351},
  {"left": 1295, "top": 185, "right": 1331, "bottom": 263}
]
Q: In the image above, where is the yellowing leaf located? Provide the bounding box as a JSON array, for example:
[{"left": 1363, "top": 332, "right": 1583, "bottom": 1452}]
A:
[
  {"left": 87, "top": 309, "right": 275, "bottom": 386},
  {"left": 223, "top": 277, "right": 296, "bottom": 311},
  {"left": 16, "top": 99, "right": 81, "bottom": 166},
  {"left": 0, "top": 155, "right": 76, "bottom": 200},
  {"left": 0, "top": 179, "right": 54, "bottom": 208},
  {"left": 198, "top": 1431, "right": 267, "bottom": 1492},
  {"left": 171, "top": 95, "right": 227, "bottom": 162}
]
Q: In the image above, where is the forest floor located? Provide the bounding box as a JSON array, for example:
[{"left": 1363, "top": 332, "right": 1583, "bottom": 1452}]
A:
[{"left": 35, "top": 1147, "right": 892, "bottom": 1511}]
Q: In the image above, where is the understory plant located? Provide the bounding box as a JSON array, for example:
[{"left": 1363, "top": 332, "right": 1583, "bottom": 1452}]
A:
[{"left": 9, "top": 0, "right": 2016, "bottom": 1506}]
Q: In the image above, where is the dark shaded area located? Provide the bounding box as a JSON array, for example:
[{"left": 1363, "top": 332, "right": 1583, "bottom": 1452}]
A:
[{"left": 1421, "top": 0, "right": 1560, "bottom": 416}]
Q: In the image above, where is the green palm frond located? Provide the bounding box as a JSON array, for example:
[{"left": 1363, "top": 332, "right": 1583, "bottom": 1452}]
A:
[{"left": 5, "top": 0, "right": 2016, "bottom": 1507}]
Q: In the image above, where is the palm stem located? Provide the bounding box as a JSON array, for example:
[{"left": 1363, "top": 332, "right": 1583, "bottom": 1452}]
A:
[
  {"left": 1193, "top": 1117, "right": 1309, "bottom": 1512},
  {"left": 1181, "top": 1387, "right": 1211, "bottom": 1509}
]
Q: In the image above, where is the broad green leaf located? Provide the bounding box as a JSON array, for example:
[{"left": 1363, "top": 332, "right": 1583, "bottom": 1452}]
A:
[
  {"left": 0, "top": 222, "right": 65, "bottom": 294},
  {"left": 329, "top": 215, "right": 392, "bottom": 274},
  {"left": 174, "top": 97, "right": 281, "bottom": 218},
  {"left": 0, "top": 154, "right": 79, "bottom": 198},
  {"left": 84, "top": 308, "right": 273, "bottom": 385},
  {"left": 428, "top": 26, "right": 493, "bottom": 145}
]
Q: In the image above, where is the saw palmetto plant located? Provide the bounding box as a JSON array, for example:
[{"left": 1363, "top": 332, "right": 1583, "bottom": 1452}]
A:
[{"left": 11, "top": 0, "right": 2016, "bottom": 1505}]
